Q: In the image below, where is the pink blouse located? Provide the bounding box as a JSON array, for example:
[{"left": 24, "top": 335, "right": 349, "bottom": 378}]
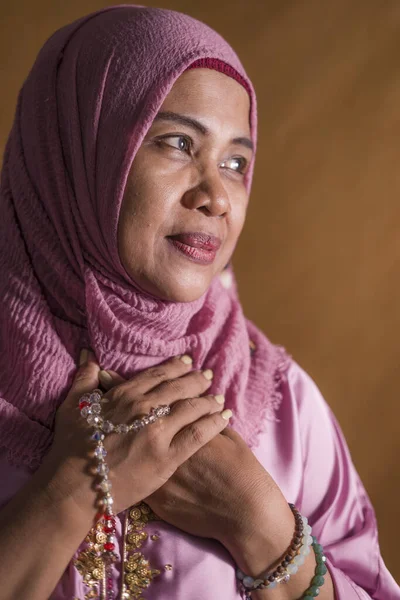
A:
[{"left": 1, "top": 361, "right": 399, "bottom": 599}]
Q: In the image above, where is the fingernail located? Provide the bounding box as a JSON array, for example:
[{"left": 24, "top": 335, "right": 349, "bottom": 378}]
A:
[
  {"left": 79, "top": 349, "right": 88, "bottom": 366},
  {"left": 87, "top": 349, "right": 96, "bottom": 362},
  {"left": 180, "top": 355, "right": 193, "bottom": 365},
  {"left": 221, "top": 409, "right": 233, "bottom": 420},
  {"left": 99, "top": 370, "right": 112, "bottom": 384},
  {"left": 203, "top": 369, "right": 213, "bottom": 381},
  {"left": 214, "top": 394, "right": 225, "bottom": 405}
]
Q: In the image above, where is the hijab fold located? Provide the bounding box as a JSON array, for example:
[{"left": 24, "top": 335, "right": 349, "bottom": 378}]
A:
[{"left": 0, "top": 5, "right": 289, "bottom": 472}]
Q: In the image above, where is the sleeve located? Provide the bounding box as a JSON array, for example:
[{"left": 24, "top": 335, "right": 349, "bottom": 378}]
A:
[{"left": 287, "top": 361, "right": 400, "bottom": 599}]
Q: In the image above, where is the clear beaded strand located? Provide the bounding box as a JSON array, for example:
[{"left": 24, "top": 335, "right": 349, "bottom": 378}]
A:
[{"left": 79, "top": 390, "right": 171, "bottom": 571}]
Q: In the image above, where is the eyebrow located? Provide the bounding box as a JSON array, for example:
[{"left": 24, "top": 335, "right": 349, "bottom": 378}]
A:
[{"left": 153, "top": 111, "right": 254, "bottom": 151}]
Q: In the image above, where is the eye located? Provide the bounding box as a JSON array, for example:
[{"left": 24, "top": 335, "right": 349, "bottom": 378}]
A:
[
  {"left": 158, "top": 135, "right": 192, "bottom": 153},
  {"left": 220, "top": 156, "right": 248, "bottom": 174}
]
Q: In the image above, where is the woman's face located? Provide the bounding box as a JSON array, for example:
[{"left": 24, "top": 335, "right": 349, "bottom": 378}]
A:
[{"left": 118, "top": 68, "right": 253, "bottom": 302}]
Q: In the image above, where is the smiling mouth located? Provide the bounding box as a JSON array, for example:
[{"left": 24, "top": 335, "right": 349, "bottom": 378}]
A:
[{"left": 167, "top": 232, "right": 222, "bottom": 265}]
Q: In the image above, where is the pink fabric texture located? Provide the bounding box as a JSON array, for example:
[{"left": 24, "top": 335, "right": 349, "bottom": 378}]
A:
[
  {"left": 187, "top": 57, "right": 253, "bottom": 97},
  {"left": 0, "top": 362, "right": 398, "bottom": 598},
  {"left": 0, "top": 5, "right": 290, "bottom": 472}
]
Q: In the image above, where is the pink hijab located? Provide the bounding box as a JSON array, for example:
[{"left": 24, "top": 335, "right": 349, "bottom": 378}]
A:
[{"left": 0, "top": 5, "right": 289, "bottom": 471}]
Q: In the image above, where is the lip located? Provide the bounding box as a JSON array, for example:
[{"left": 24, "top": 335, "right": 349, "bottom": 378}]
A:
[{"left": 167, "top": 232, "right": 222, "bottom": 265}]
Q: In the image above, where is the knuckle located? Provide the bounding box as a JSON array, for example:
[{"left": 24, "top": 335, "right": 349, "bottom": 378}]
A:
[
  {"left": 146, "top": 366, "right": 168, "bottom": 380},
  {"left": 187, "top": 424, "right": 205, "bottom": 446},
  {"left": 163, "top": 378, "right": 183, "bottom": 396},
  {"left": 147, "top": 417, "right": 166, "bottom": 438},
  {"left": 73, "top": 373, "right": 88, "bottom": 384},
  {"left": 74, "top": 369, "right": 92, "bottom": 383},
  {"left": 109, "top": 384, "right": 125, "bottom": 402},
  {"left": 185, "top": 397, "right": 199, "bottom": 411}
]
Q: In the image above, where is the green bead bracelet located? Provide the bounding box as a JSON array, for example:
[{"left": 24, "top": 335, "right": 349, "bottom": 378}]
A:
[{"left": 299, "top": 537, "right": 327, "bottom": 599}]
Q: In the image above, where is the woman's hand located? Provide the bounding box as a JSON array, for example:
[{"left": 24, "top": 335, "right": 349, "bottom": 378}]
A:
[
  {"left": 147, "top": 429, "right": 296, "bottom": 572},
  {"left": 100, "top": 368, "right": 295, "bottom": 576},
  {"left": 42, "top": 349, "right": 230, "bottom": 522}
]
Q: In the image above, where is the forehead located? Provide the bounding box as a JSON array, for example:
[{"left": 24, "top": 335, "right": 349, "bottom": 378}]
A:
[{"left": 158, "top": 68, "right": 251, "bottom": 134}]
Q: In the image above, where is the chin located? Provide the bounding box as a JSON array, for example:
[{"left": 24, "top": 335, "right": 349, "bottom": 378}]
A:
[
  {"left": 146, "top": 276, "right": 212, "bottom": 303},
  {"left": 127, "top": 266, "right": 215, "bottom": 303},
  {"left": 158, "top": 285, "right": 208, "bottom": 304}
]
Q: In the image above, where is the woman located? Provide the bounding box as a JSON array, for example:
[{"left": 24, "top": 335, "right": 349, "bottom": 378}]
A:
[{"left": 0, "top": 5, "right": 398, "bottom": 600}]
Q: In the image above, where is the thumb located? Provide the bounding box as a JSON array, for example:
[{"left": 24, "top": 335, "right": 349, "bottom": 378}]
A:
[
  {"left": 220, "top": 422, "right": 243, "bottom": 443},
  {"left": 66, "top": 349, "right": 101, "bottom": 406},
  {"left": 98, "top": 368, "right": 126, "bottom": 391}
]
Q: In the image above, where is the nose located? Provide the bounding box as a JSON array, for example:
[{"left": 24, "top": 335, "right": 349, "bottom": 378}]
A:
[{"left": 182, "top": 167, "right": 231, "bottom": 217}]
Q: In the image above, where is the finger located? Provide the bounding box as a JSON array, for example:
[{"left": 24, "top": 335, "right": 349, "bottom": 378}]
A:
[
  {"left": 106, "top": 355, "right": 194, "bottom": 399},
  {"left": 170, "top": 409, "right": 232, "bottom": 461},
  {"left": 219, "top": 425, "right": 241, "bottom": 441},
  {"left": 146, "top": 369, "right": 214, "bottom": 408},
  {"left": 64, "top": 349, "right": 100, "bottom": 408},
  {"left": 164, "top": 394, "right": 225, "bottom": 434},
  {"left": 99, "top": 369, "right": 126, "bottom": 391}
]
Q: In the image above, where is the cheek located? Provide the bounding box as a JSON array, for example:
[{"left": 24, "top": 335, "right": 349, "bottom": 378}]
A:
[{"left": 229, "top": 194, "right": 248, "bottom": 241}]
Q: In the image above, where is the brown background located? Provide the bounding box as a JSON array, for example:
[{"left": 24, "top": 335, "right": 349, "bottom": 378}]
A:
[{"left": 1, "top": 0, "right": 399, "bottom": 583}]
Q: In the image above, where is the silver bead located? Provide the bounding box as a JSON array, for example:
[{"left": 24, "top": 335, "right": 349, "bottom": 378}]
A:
[
  {"left": 99, "top": 479, "right": 112, "bottom": 492},
  {"left": 80, "top": 406, "right": 92, "bottom": 418},
  {"left": 97, "top": 462, "right": 109, "bottom": 476},
  {"left": 87, "top": 414, "right": 103, "bottom": 427},
  {"left": 95, "top": 445, "right": 107, "bottom": 459},
  {"left": 90, "top": 391, "right": 102, "bottom": 403},
  {"left": 102, "top": 421, "right": 114, "bottom": 433}
]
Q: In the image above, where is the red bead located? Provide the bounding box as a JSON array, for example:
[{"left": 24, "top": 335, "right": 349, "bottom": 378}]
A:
[
  {"left": 104, "top": 542, "right": 115, "bottom": 551},
  {"left": 79, "top": 400, "right": 90, "bottom": 409},
  {"left": 104, "top": 513, "right": 114, "bottom": 520},
  {"left": 104, "top": 526, "right": 115, "bottom": 534}
]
